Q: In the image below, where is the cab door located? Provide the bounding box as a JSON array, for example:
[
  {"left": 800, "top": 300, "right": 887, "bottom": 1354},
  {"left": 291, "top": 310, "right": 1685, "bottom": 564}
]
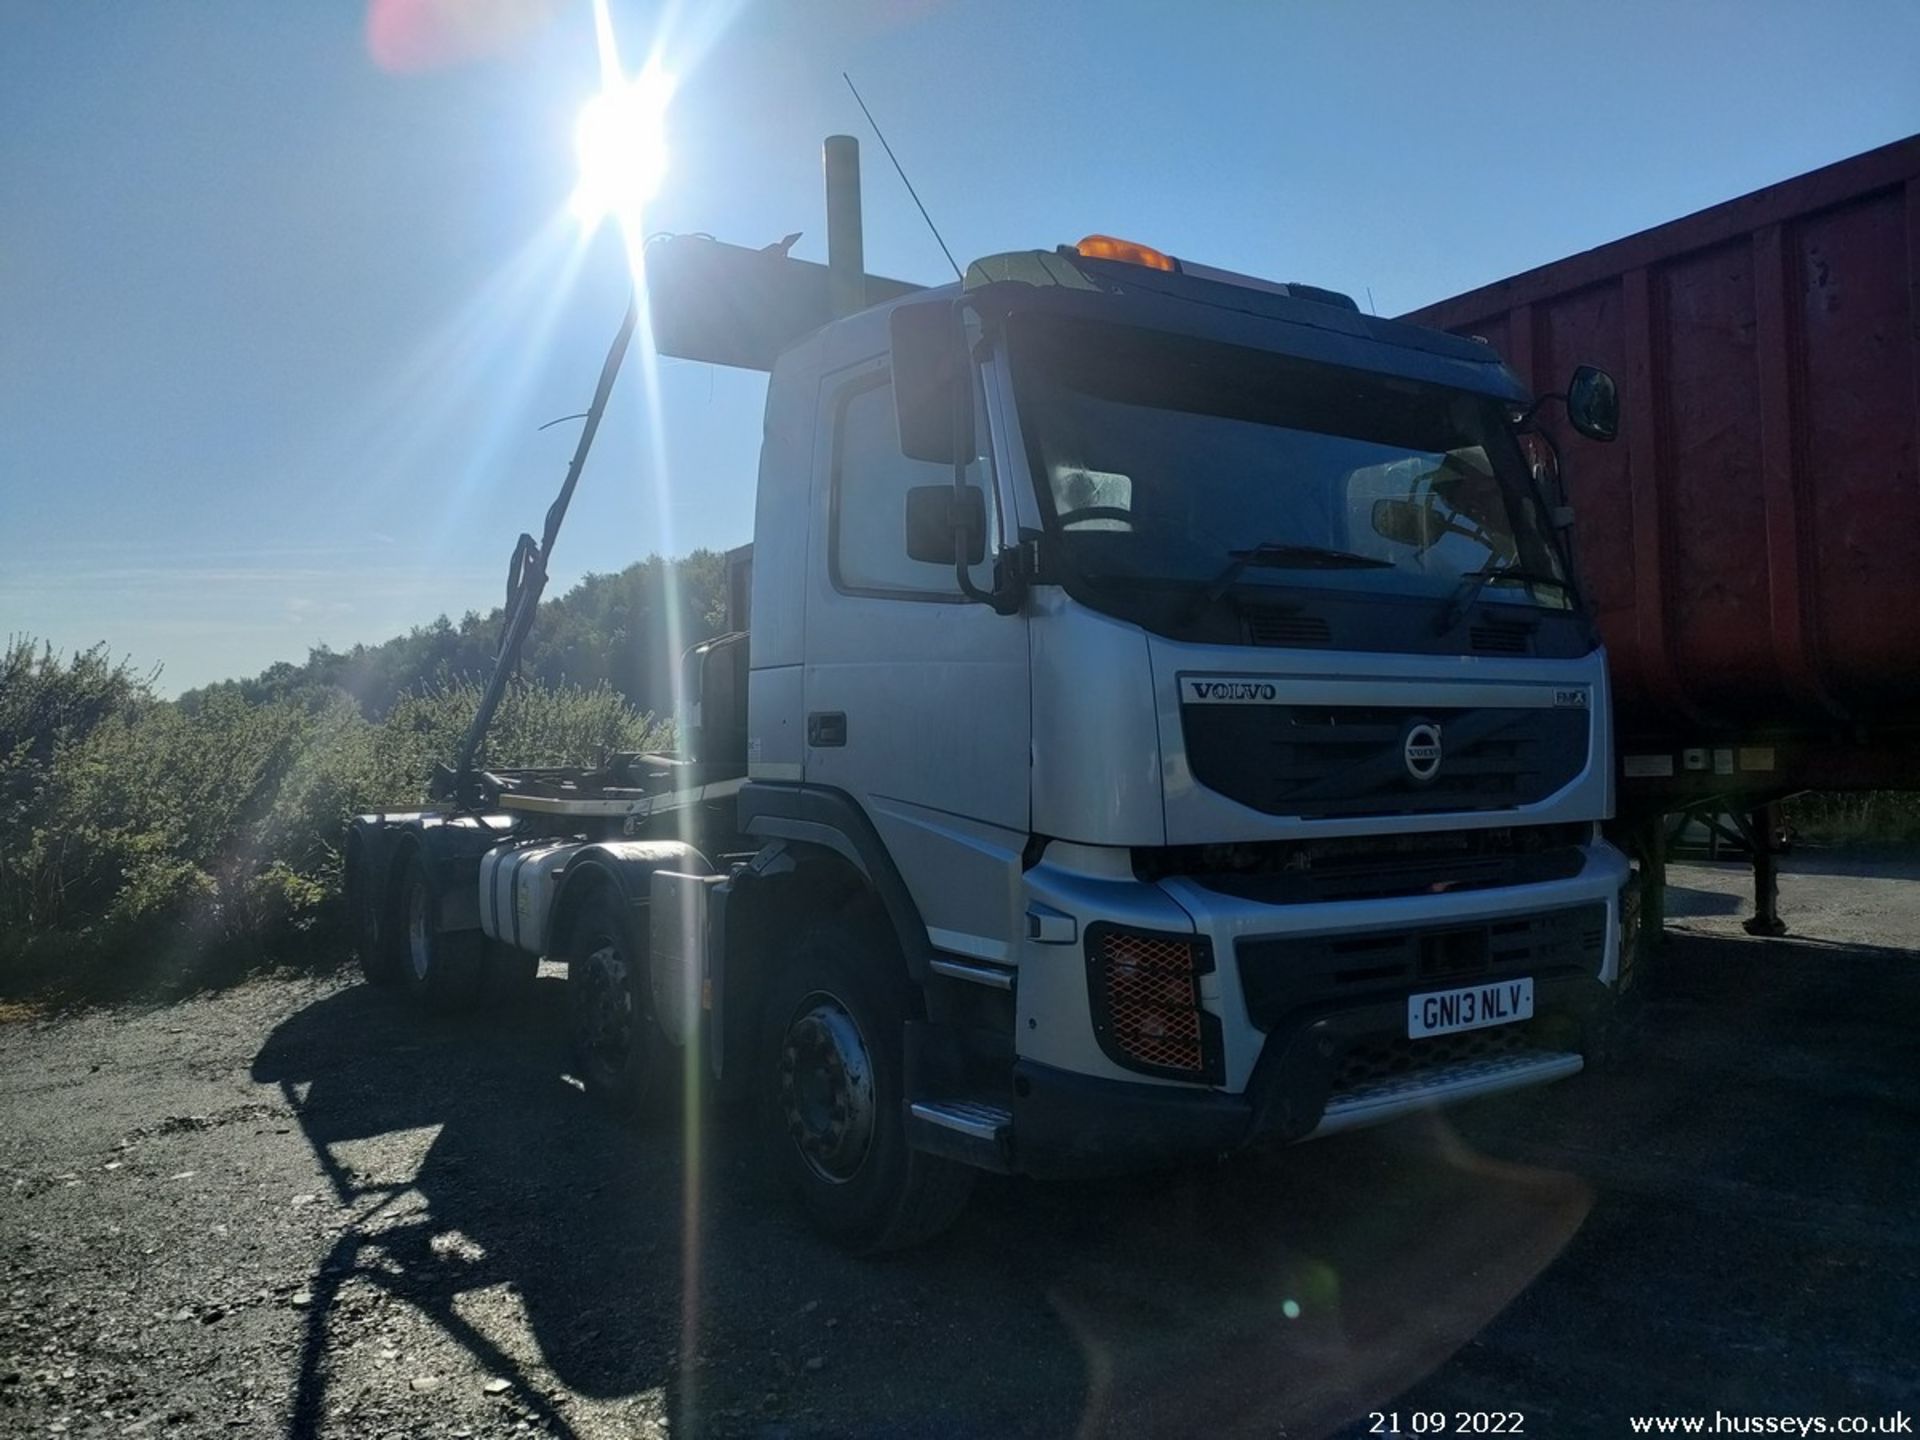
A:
[{"left": 800, "top": 355, "right": 1031, "bottom": 963}]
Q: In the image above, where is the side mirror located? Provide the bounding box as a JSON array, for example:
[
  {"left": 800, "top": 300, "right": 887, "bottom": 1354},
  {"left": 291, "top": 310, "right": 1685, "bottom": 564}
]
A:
[
  {"left": 1371, "top": 497, "right": 1441, "bottom": 550},
  {"left": 905, "top": 484, "right": 985, "bottom": 566},
  {"left": 890, "top": 300, "right": 975, "bottom": 464},
  {"left": 1566, "top": 365, "right": 1619, "bottom": 443}
]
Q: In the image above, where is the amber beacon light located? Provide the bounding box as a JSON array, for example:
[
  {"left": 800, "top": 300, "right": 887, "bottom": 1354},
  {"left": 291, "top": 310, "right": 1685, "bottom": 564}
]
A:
[{"left": 1074, "top": 234, "right": 1179, "bottom": 272}]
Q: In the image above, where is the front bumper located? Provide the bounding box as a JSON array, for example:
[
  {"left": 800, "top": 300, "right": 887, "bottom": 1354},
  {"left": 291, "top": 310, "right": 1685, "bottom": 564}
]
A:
[
  {"left": 987, "top": 839, "right": 1629, "bottom": 1178},
  {"left": 1008, "top": 972, "right": 1612, "bottom": 1178}
]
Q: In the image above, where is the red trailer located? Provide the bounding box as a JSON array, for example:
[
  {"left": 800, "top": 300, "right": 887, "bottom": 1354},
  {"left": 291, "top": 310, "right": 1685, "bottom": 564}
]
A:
[{"left": 1405, "top": 135, "right": 1920, "bottom": 935}]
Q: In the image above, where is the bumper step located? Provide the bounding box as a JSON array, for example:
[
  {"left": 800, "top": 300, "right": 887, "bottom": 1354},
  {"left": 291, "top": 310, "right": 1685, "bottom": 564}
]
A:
[
  {"left": 1310, "top": 1047, "right": 1584, "bottom": 1139},
  {"left": 907, "top": 1098, "right": 1014, "bottom": 1172}
]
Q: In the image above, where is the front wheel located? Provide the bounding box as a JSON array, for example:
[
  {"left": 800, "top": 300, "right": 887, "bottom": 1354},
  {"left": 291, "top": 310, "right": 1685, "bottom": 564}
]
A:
[
  {"left": 566, "top": 891, "right": 664, "bottom": 1116},
  {"left": 759, "top": 909, "right": 974, "bottom": 1254}
]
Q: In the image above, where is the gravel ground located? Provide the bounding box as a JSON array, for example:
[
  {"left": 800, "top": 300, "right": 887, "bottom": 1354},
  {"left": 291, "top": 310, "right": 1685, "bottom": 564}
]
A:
[{"left": 1, "top": 851, "right": 1915, "bottom": 1439}]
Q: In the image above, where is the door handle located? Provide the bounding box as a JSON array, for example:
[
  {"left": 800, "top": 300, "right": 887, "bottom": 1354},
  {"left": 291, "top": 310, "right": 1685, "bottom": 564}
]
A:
[{"left": 806, "top": 711, "right": 847, "bottom": 747}]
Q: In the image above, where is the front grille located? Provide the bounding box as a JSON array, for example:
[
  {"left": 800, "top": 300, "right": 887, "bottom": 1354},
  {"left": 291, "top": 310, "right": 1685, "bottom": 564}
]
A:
[
  {"left": 1085, "top": 925, "right": 1223, "bottom": 1083},
  {"left": 1180, "top": 700, "right": 1588, "bottom": 818},
  {"left": 1237, "top": 902, "right": 1607, "bottom": 1032},
  {"left": 1150, "top": 824, "right": 1588, "bottom": 905}
]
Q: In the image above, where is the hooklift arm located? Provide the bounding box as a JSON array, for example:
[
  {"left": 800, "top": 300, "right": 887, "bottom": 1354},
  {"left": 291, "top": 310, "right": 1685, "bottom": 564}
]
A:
[
  {"left": 430, "top": 295, "right": 639, "bottom": 804},
  {"left": 426, "top": 208, "right": 926, "bottom": 805}
]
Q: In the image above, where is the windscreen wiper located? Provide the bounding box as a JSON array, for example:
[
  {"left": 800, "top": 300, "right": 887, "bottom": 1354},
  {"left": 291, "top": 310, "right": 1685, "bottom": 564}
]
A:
[
  {"left": 1196, "top": 541, "right": 1393, "bottom": 611},
  {"left": 1439, "top": 561, "right": 1572, "bottom": 632}
]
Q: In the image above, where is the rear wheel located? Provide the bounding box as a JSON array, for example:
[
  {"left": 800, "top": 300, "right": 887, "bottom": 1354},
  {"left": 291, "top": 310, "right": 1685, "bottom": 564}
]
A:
[
  {"left": 759, "top": 908, "right": 974, "bottom": 1253},
  {"left": 350, "top": 841, "right": 404, "bottom": 987},
  {"left": 398, "top": 852, "right": 483, "bottom": 1011},
  {"left": 566, "top": 891, "right": 664, "bottom": 1116}
]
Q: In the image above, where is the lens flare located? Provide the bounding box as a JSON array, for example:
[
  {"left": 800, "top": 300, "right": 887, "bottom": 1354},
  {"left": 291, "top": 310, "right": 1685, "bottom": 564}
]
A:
[{"left": 569, "top": 62, "right": 675, "bottom": 233}]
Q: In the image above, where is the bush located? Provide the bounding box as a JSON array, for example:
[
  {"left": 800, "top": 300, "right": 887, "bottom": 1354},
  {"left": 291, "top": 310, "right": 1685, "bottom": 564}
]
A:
[
  {"left": 0, "top": 639, "right": 159, "bottom": 934},
  {"left": 1784, "top": 792, "right": 1920, "bottom": 845},
  {"left": 0, "top": 638, "right": 665, "bottom": 1001},
  {"left": 0, "top": 638, "right": 154, "bottom": 767}
]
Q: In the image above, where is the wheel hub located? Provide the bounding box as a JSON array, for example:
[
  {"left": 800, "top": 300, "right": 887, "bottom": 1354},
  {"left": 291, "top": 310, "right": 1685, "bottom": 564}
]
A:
[
  {"left": 405, "top": 878, "right": 432, "bottom": 982},
  {"left": 778, "top": 996, "right": 876, "bottom": 1184},
  {"left": 581, "top": 943, "right": 633, "bottom": 1077}
]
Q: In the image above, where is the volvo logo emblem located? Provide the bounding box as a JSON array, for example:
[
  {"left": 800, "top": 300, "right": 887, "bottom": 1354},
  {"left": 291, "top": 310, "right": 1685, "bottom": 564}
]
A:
[{"left": 1403, "top": 721, "right": 1443, "bottom": 783}]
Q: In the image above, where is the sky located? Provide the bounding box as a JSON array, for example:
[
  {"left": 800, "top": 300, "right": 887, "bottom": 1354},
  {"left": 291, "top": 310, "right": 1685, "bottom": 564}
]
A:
[{"left": 4, "top": 0, "right": 1917, "bottom": 694}]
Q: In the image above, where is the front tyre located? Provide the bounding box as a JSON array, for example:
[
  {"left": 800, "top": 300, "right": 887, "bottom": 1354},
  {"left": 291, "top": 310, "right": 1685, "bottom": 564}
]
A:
[
  {"left": 759, "top": 909, "right": 974, "bottom": 1254},
  {"left": 566, "top": 891, "right": 664, "bottom": 1116}
]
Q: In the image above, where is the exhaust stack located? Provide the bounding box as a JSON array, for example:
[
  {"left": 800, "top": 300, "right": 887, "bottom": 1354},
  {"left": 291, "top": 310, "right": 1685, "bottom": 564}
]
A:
[{"left": 824, "top": 134, "right": 865, "bottom": 318}]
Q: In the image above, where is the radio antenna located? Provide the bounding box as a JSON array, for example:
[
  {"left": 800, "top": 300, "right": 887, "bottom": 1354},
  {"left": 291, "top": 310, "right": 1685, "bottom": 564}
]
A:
[{"left": 842, "top": 72, "right": 963, "bottom": 282}]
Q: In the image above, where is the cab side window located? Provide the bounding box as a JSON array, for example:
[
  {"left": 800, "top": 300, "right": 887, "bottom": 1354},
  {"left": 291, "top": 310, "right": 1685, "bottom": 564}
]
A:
[{"left": 831, "top": 375, "right": 995, "bottom": 598}]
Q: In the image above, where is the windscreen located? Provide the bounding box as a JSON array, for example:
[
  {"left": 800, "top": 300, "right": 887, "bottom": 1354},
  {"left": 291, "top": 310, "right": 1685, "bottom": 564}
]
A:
[{"left": 1010, "top": 316, "right": 1570, "bottom": 612}]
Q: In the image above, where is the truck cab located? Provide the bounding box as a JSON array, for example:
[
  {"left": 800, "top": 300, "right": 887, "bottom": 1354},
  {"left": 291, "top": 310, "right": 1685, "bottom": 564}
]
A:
[
  {"left": 349, "top": 228, "right": 1627, "bottom": 1254},
  {"left": 725, "top": 238, "right": 1626, "bottom": 1212}
]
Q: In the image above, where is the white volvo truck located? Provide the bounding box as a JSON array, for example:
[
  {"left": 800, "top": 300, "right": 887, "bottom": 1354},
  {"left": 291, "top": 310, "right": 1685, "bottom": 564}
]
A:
[{"left": 346, "top": 145, "right": 1628, "bottom": 1252}]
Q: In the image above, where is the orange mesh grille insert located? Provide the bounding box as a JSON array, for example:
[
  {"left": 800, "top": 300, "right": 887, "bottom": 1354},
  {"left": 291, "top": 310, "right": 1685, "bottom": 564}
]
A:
[{"left": 1097, "top": 932, "right": 1204, "bottom": 1074}]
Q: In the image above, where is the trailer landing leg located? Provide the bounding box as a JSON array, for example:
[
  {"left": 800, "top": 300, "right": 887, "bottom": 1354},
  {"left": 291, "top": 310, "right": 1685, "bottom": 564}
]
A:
[{"left": 1741, "top": 803, "right": 1789, "bottom": 938}]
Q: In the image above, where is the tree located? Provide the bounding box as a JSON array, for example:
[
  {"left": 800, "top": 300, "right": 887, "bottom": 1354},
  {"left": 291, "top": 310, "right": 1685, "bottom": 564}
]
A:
[{"left": 177, "top": 550, "right": 732, "bottom": 722}]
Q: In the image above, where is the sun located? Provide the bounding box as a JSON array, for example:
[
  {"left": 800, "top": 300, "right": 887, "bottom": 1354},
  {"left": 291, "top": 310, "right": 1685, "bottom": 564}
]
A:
[{"left": 569, "top": 61, "right": 675, "bottom": 234}]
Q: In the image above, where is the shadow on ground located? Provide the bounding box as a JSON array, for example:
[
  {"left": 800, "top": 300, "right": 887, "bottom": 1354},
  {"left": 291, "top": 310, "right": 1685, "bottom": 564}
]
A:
[
  {"left": 1661, "top": 883, "right": 1745, "bottom": 919},
  {"left": 1, "top": 922, "right": 349, "bottom": 1014},
  {"left": 250, "top": 923, "right": 1919, "bottom": 1438}
]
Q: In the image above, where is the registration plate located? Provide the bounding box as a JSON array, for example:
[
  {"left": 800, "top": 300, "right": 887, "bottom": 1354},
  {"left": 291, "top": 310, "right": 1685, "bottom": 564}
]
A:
[{"left": 1408, "top": 977, "right": 1534, "bottom": 1038}]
